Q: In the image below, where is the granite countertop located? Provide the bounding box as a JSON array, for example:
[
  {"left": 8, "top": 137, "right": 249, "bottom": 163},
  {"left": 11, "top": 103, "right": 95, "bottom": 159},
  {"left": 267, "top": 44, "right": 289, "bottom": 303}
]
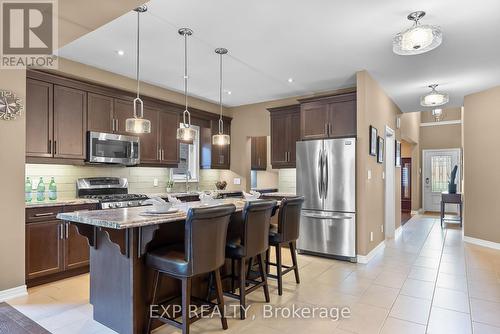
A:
[
  {"left": 26, "top": 198, "right": 100, "bottom": 208},
  {"left": 261, "top": 192, "right": 297, "bottom": 198},
  {"left": 57, "top": 198, "right": 249, "bottom": 229},
  {"left": 147, "top": 190, "right": 243, "bottom": 198}
]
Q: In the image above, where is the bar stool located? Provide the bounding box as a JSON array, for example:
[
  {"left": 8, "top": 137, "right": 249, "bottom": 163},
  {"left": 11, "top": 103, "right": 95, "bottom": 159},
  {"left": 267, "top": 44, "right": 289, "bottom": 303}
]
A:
[
  {"left": 266, "top": 196, "right": 304, "bottom": 295},
  {"left": 145, "top": 204, "right": 236, "bottom": 334},
  {"left": 224, "top": 200, "right": 276, "bottom": 320}
]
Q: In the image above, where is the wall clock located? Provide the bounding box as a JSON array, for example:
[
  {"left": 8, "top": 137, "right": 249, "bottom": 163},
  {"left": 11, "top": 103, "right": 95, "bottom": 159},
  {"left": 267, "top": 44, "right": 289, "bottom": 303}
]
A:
[{"left": 0, "top": 90, "right": 23, "bottom": 120}]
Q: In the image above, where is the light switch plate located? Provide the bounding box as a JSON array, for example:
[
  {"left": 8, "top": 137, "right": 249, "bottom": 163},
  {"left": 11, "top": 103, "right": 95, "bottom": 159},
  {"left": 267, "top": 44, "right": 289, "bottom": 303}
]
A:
[
  {"left": 233, "top": 178, "right": 241, "bottom": 185},
  {"left": 367, "top": 170, "right": 372, "bottom": 180},
  {"left": 370, "top": 232, "right": 374, "bottom": 242},
  {"left": 153, "top": 178, "right": 158, "bottom": 187},
  {"left": 382, "top": 172, "right": 385, "bottom": 179}
]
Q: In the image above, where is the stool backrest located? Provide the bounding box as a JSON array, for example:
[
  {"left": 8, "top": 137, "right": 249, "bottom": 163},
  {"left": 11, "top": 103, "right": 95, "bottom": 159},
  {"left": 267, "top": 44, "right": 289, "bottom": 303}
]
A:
[
  {"left": 242, "top": 200, "right": 277, "bottom": 257},
  {"left": 277, "top": 197, "right": 304, "bottom": 243},
  {"left": 185, "top": 204, "right": 236, "bottom": 275}
]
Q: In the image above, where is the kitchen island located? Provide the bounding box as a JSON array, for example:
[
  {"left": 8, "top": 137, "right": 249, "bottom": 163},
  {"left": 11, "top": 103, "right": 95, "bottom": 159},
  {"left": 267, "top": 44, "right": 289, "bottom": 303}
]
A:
[{"left": 56, "top": 199, "right": 252, "bottom": 334}]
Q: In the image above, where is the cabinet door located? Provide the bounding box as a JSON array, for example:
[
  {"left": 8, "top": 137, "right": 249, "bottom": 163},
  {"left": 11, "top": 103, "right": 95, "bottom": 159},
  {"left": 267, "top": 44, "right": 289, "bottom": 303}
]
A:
[
  {"left": 138, "top": 106, "right": 160, "bottom": 163},
  {"left": 251, "top": 136, "right": 267, "bottom": 170},
  {"left": 270, "top": 114, "right": 289, "bottom": 168},
  {"left": 300, "top": 101, "right": 329, "bottom": 140},
  {"left": 159, "top": 110, "right": 180, "bottom": 165},
  {"left": 211, "top": 120, "right": 230, "bottom": 169},
  {"left": 113, "top": 99, "right": 133, "bottom": 135},
  {"left": 26, "top": 221, "right": 64, "bottom": 280},
  {"left": 64, "top": 222, "right": 90, "bottom": 270},
  {"left": 287, "top": 111, "right": 301, "bottom": 166},
  {"left": 329, "top": 96, "right": 356, "bottom": 138},
  {"left": 53, "top": 85, "right": 87, "bottom": 159},
  {"left": 26, "top": 79, "right": 53, "bottom": 157},
  {"left": 87, "top": 93, "right": 113, "bottom": 133}
]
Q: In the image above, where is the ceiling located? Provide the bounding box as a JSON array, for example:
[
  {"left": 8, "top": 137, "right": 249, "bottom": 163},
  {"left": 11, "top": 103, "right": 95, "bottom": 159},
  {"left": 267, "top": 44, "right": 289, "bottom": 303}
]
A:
[{"left": 58, "top": 0, "right": 500, "bottom": 112}]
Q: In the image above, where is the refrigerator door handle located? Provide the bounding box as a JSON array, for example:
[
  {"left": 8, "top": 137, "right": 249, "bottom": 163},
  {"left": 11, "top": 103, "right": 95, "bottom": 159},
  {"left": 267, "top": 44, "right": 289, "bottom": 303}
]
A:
[
  {"left": 302, "top": 212, "right": 353, "bottom": 220},
  {"left": 323, "top": 151, "right": 329, "bottom": 198},
  {"left": 317, "top": 149, "right": 323, "bottom": 199}
]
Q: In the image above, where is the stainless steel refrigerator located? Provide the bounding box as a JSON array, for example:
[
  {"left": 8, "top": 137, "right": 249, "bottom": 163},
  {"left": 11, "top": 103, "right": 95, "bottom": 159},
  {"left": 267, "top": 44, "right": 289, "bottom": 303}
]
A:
[{"left": 296, "top": 138, "right": 356, "bottom": 261}]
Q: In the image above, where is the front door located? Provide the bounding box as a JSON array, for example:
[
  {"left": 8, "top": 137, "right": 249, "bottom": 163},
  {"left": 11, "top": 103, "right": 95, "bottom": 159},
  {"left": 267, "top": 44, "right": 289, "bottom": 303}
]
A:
[{"left": 423, "top": 149, "right": 461, "bottom": 212}]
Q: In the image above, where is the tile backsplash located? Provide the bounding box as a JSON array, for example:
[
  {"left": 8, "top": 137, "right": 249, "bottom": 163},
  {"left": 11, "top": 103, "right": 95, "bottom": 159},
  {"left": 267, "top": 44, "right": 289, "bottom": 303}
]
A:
[
  {"left": 278, "top": 168, "right": 296, "bottom": 194},
  {"left": 25, "top": 164, "right": 241, "bottom": 199}
]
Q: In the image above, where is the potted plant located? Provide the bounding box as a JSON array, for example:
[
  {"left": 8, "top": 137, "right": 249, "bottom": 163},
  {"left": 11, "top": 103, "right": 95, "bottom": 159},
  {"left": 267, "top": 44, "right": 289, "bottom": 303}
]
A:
[
  {"left": 166, "top": 179, "right": 175, "bottom": 193},
  {"left": 215, "top": 180, "right": 227, "bottom": 190}
]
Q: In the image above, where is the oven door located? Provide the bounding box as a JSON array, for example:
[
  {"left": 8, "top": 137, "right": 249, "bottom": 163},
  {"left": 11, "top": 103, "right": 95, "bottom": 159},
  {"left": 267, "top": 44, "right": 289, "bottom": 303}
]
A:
[{"left": 87, "top": 132, "right": 140, "bottom": 165}]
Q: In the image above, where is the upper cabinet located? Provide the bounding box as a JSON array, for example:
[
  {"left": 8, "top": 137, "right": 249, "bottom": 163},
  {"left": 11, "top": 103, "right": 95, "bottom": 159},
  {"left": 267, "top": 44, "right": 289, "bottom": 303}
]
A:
[
  {"left": 268, "top": 105, "right": 301, "bottom": 169},
  {"left": 158, "top": 109, "right": 180, "bottom": 166},
  {"left": 299, "top": 92, "right": 357, "bottom": 140},
  {"left": 251, "top": 136, "right": 267, "bottom": 170},
  {"left": 26, "top": 79, "right": 53, "bottom": 158},
  {"left": 87, "top": 93, "right": 113, "bottom": 133}
]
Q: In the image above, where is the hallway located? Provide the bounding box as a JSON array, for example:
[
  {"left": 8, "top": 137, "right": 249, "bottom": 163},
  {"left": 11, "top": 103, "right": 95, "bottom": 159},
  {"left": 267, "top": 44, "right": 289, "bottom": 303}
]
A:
[{"left": 7, "top": 215, "right": 500, "bottom": 334}]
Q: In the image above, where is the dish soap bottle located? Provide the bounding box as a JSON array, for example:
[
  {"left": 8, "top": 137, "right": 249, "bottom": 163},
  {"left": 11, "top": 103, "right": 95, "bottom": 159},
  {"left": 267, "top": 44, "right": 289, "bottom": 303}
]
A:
[
  {"left": 36, "top": 177, "right": 45, "bottom": 202},
  {"left": 48, "top": 177, "right": 57, "bottom": 200},
  {"left": 25, "top": 177, "right": 33, "bottom": 203}
]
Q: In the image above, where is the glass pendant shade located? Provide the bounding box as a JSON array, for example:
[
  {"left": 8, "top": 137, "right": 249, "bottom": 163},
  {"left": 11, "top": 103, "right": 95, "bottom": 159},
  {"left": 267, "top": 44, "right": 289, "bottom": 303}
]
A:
[
  {"left": 393, "top": 11, "right": 442, "bottom": 55},
  {"left": 126, "top": 117, "right": 151, "bottom": 134},
  {"left": 420, "top": 85, "right": 449, "bottom": 107},
  {"left": 431, "top": 108, "right": 443, "bottom": 121},
  {"left": 176, "top": 125, "right": 196, "bottom": 142},
  {"left": 212, "top": 133, "right": 230, "bottom": 146}
]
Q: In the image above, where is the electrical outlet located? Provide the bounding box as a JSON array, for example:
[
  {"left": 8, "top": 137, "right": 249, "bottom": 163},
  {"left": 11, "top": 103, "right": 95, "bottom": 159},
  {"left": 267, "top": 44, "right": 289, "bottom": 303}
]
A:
[
  {"left": 367, "top": 169, "right": 372, "bottom": 180},
  {"left": 382, "top": 171, "right": 385, "bottom": 179},
  {"left": 233, "top": 178, "right": 241, "bottom": 185},
  {"left": 153, "top": 178, "right": 158, "bottom": 187},
  {"left": 370, "top": 232, "right": 374, "bottom": 242}
]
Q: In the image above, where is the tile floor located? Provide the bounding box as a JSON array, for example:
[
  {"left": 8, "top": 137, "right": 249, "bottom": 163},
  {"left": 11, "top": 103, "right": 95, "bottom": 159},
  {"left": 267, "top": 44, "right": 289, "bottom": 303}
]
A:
[{"left": 7, "top": 214, "right": 500, "bottom": 334}]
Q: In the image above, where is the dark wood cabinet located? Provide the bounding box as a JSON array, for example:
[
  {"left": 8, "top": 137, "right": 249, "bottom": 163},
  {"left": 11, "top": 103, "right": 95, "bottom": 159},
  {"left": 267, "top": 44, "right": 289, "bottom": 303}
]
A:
[
  {"left": 251, "top": 136, "right": 267, "bottom": 170},
  {"left": 159, "top": 110, "right": 180, "bottom": 166},
  {"left": 299, "top": 92, "right": 356, "bottom": 140},
  {"left": 138, "top": 105, "right": 160, "bottom": 164},
  {"left": 268, "top": 105, "right": 301, "bottom": 168},
  {"left": 26, "top": 203, "right": 97, "bottom": 287},
  {"left": 211, "top": 120, "right": 231, "bottom": 169},
  {"left": 53, "top": 85, "right": 87, "bottom": 159},
  {"left": 26, "top": 79, "right": 53, "bottom": 158},
  {"left": 87, "top": 93, "right": 114, "bottom": 133},
  {"left": 113, "top": 99, "right": 134, "bottom": 135}
]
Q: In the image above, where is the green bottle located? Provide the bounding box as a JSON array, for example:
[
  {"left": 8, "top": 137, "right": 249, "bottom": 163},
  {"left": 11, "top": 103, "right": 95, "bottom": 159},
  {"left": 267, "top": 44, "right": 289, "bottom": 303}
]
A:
[
  {"left": 48, "top": 177, "right": 57, "bottom": 201},
  {"left": 36, "top": 177, "right": 46, "bottom": 202},
  {"left": 25, "top": 177, "right": 33, "bottom": 203}
]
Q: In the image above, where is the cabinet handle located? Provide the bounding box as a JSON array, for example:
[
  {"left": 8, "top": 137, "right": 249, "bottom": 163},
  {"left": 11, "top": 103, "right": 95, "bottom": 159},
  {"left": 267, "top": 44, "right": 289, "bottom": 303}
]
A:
[
  {"left": 161, "top": 149, "right": 164, "bottom": 161},
  {"left": 54, "top": 140, "right": 57, "bottom": 155},
  {"left": 287, "top": 152, "right": 290, "bottom": 162},
  {"left": 115, "top": 119, "right": 119, "bottom": 132},
  {"left": 258, "top": 157, "right": 261, "bottom": 166},
  {"left": 112, "top": 118, "right": 115, "bottom": 132},
  {"left": 325, "top": 123, "right": 328, "bottom": 136},
  {"left": 48, "top": 140, "right": 52, "bottom": 154},
  {"left": 285, "top": 151, "right": 287, "bottom": 162},
  {"left": 65, "top": 222, "right": 69, "bottom": 239},
  {"left": 59, "top": 224, "right": 64, "bottom": 240},
  {"left": 329, "top": 123, "right": 332, "bottom": 136},
  {"left": 34, "top": 212, "right": 55, "bottom": 217}
]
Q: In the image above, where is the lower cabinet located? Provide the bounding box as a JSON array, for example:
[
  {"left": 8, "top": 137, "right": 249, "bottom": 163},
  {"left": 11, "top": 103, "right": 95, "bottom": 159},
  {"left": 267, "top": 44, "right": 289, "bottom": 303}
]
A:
[{"left": 26, "top": 203, "right": 97, "bottom": 287}]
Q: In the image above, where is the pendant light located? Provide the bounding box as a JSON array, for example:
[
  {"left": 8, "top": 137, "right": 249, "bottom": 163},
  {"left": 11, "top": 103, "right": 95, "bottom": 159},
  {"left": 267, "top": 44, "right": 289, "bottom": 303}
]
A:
[
  {"left": 431, "top": 108, "right": 443, "bottom": 121},
  {"left": 176, "top": 28, "right": 196, "bottom": 142},
  {"left": 125, "top": 5, "right": 151, "bottom": 134},
  {"left": 420, "top": 84, "right": 449, "bottom": 107},
  {"left": 212, "top": 48, "right": 230, "bottom": 146},
  {"left": 393, "top": 11, "right": 442, "bottom": 56}
]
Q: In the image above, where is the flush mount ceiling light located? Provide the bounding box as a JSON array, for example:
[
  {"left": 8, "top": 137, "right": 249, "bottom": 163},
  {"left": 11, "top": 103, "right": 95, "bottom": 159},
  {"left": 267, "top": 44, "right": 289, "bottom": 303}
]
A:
[
  {"left": 432, "top": 108, "right": 443, "bottom": 121},
  {"left": 176, "top": 28, "right": 196, "bottom": 142},
  {"left": 116, "top": 50, "right": 125, "bottom": 56},
  {"left": 420, "top": 84, "right": 449, "bottom": 107},
  {"left": 393, "top": 11, "right": 442, "bottom": 56},
  {"left": 212, "top": 48, "right": 230, "bottom": 146},
  {"left": 125, "top": 6, "right": 151, "bottom": 134}
]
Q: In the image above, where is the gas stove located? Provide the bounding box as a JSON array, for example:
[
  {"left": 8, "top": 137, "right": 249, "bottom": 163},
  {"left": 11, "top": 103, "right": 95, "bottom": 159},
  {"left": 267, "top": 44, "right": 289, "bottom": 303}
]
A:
[{"left": 77, "top": 177, "right": 149, "bottom": 209}]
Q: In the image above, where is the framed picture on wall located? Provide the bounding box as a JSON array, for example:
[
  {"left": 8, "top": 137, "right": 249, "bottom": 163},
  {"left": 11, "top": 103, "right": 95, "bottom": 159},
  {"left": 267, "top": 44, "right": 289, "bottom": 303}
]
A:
[
  {"left": 395, "top": 140, "right": 401, "bottom": 167},
  {"left": 377, "top": 136, "right": 384, "bottom": 163},
  {"left": 369, "top": 126, "right": 377, "bottom": 156}
]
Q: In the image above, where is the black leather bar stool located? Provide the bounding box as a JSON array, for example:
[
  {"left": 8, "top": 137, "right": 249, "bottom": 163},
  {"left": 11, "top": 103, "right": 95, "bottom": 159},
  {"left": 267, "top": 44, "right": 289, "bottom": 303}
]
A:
[
  {"left": 145, "top": 204, "right": 236, "bottom": 334},
  {"left": 266, "top": 196, "right": 304, "bottom": 295},
  {"left": 224, "top": 200, "right": 276, "bottom": 320}
]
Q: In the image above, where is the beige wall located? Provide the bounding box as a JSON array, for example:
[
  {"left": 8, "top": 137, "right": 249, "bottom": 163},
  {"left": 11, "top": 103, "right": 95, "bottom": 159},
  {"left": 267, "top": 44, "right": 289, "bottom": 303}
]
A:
[
  {"left": 463, "top": 86, "right": 500, "bottom": 244},
  {"left": 421, "top": 107, "right": 462, "bottom": 123},
  {"left": 356, "top": 71, "right": 406, "bottom": 256},
  {"left": 0, "top": 0, "right": 147, "bottom": 293}
]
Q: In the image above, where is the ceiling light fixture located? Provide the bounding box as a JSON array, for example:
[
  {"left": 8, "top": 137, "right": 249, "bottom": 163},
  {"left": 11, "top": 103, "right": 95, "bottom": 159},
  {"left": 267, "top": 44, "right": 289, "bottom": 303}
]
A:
[
  {"left": 212, "top": 48, "right": 230, "bottom": 146},
  {"left": 176, "top": 28, "right": 196, "bottom": 142},
  {"left": 288, "top": 78, "right": 294, "bottom": 83},
  {"left": 125, "top": 6, "right": 151, "bottom": 134},
  {"left": 116, "top": 50, "right": 125, "bottom": 56},
  {"left": 420, "top": 84, "right": 449, "bottom": 107},
  {"left": 431, "top": 108, "right": 443, "bottom": 121},
  {"left": 226, "top": 90, "right": 232, "bottom": 95},
  {"left": 393, "top": 11, "right": 442, "bottom": 56}
]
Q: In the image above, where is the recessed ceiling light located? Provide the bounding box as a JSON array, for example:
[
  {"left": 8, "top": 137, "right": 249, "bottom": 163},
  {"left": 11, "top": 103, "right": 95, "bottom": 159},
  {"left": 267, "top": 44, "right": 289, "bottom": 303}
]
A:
[
  {"left": 116, "top": 50, "right": 125, "bottom": 56},
  {"left": 226, "top": 90, "right": 232, "bottom": 95},
  {"left": 420, "top": 84, "right": 449, "bottom": 107},
  {"left": 393, "top": 11, "right": 442, "bottom": 56},
  {"left": 288, "top": 78, "right": 294, "bottom": 83}
]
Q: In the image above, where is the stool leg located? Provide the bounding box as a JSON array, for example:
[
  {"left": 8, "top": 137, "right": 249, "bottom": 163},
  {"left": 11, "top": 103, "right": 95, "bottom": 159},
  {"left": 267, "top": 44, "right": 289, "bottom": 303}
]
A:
[
  {"left": 289, "top": 241, "right": 300, "bottom": 284},
  {"left": 239, "top": 258, "right": 246, "bottom": 320},
  {"left": 214, "top": 269, "right": 228, "bottom": 330},
  {"left": 265, "top": 248, "right": 270, "bottom": 275},
  {"left": 146, "top": 270, "right": 160, "bottom": 334},
  {"left": 246, "top": 257, "right": 253, "bottom": 286},
  {"left": 230, "top": 258, "right": 235, "bottom": 293},
  {"left": 181, "top": 277, "right": 192, "bottom": 334},
  {"left": 206, "top": 271, "right": 214, "bottom": 301},
  {"left": 257, "top": 253, "right": 270, "bottom": 303},
  {"left": 276, "top": 244, "right": 283, "bottom": 296}
]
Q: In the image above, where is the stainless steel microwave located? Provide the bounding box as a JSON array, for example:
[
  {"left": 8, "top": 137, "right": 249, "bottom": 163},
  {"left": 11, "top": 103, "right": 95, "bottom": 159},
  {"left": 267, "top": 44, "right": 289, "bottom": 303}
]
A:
[{"left": 87, "top": 132, "right": 140, "bottom": 166}]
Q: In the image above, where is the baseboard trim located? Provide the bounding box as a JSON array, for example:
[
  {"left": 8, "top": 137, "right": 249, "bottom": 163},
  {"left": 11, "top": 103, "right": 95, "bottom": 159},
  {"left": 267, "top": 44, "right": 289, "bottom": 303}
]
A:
[
  {"left": 464, "top": 236, "right": 500, "bottom": 250},
  {"left": 357, "top": 241, "right": 385, "bottom": 264},
  {"left": 0, "top": 285, "right": 27, "bottom": 302},
  {"left": 395, "top": 225, "right": 403, "bottom": 239}
]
